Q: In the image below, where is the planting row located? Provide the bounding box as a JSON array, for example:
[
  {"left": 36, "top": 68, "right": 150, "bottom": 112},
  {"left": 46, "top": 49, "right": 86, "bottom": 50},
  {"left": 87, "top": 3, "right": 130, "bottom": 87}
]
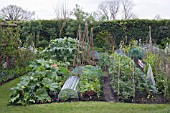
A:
[{"left": 9, "top": 59, "right": 102, "bottom": 105}]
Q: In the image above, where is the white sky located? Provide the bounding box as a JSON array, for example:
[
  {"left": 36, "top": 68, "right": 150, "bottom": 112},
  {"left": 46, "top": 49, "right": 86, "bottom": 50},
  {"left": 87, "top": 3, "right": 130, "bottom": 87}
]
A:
[{"left": 0, "top": 0, "right": 170, "bottom": 20}]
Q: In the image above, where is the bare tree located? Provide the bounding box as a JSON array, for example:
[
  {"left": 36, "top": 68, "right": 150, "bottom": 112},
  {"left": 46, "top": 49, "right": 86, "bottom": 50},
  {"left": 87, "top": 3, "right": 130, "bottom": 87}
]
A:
[
  {"left": 98, "top": 1, "right": 109, "bottom": 20},
  {"left": 154, "top": 14, "right": 161, "bottom": 20},
  {"left": 131, "top": 13, "right": 138, "bottom": 19},
  {"left": 108, "top": 0, "right": 120, "bottom": 20},
  {"left": 96, "top": 0, "right": 120, "bottom": 21},
  {"left": 121, "top": 0, "right": 134, "bottom": 19},
  {"left": 54, "top": 0, "right": 70, "bottom": 37},
  {"left": 0, "top": 5, "right": 34, "bottom": 21}
]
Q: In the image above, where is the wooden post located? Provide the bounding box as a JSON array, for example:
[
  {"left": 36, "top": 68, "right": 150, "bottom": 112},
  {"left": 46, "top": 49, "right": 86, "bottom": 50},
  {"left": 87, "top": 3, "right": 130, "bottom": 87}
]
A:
[
  {"left": 125, "top": 35, "right": 127, "bottom": 45},
  {"left": 91, "top": 28, "right": 95, "bottom": 65},
  {"left": 81, "top": 33, "right": 85, "bottom": 65},
  {"left": 85, "top": 22, "right": 90, "bottom": 63},
  {"left": 112, "top": 46, "right": 115, "bottom": 54},
  {"left": 73, "top": 33, "right": 79, "bottom": 67},
  {"left": 85, "top": 21, "right": 88, "bottom": 64},
  {"left": 165, "top": 64, "right": 169, "bottom": 100},
  {"left": 117, "top": 57, "right": 120, "bottom": 101},
  {"left": 132, "top": 60, "right": 135, "bottom": 102},
  {"left": 149, "top": 26, "right": 153, "bottom": 53},
  {"left": 77, "top": 25, "right": 81, "bottom": 66},
  {"left": 85, "top": 21, "right": 89, "bottom": 44},
  {"left": 155, "top": 57, "right": 158, "bottom": 75},
  {"left": 112, "top": 53, "right": 115, "bottom": 84},
  {"left": 73, "top": 34, "right": 78, "bottom": 67}
]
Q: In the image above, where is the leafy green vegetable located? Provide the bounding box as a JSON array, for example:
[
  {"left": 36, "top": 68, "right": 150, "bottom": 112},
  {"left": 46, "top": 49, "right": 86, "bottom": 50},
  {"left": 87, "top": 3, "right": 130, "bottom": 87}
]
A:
[
  {"left": 72, "top": 65, "right": 102, "bottom": 97},
  {"left": 39, "top": 37, "right": 78, "bottom": 65},
  {"left": 9, "top": 59, "right": 70, "bottom": 105},
  {"left": 108, "top": 53, "right": 150, "bottom": 101}
]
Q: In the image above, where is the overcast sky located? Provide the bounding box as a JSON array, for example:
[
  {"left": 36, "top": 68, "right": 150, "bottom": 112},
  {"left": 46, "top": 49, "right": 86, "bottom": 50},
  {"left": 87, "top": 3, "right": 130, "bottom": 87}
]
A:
[{"left": 0, "top": 0, "right": 170, "bottom": 20}]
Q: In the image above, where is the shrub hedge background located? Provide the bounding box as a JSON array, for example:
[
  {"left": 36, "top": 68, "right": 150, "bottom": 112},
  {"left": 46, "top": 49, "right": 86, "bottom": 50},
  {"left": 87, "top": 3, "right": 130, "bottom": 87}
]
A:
[{"left": 19, "top": 19, "right": 170, "bottom": 49}]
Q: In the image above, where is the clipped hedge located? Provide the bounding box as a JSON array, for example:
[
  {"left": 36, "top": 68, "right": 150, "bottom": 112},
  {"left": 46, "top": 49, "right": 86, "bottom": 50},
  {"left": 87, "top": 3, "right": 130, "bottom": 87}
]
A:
[
  {"left": 94, "top": 19, "right": 170, "bottom": 48},
  {"left": 18, "top": 19, "right": 170, "bottom": 49}
]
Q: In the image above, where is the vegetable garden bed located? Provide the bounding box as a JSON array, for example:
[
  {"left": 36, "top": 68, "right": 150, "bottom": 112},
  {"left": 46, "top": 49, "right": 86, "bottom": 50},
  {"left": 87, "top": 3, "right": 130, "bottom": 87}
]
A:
[{"left": 3, "top": 35, "right": 169, "bottom": 105}]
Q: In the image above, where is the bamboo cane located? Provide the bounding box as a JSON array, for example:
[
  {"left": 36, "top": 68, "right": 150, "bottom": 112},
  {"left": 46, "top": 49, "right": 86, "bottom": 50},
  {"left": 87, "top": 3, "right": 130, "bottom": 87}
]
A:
[
  {"left": 149, "top": 26, "right": 153, "bottom": 53},
  {"left": 165, "top": 64, "right": 169, "bottom": 100},
  {"left": 112, "top": 46, "right": 115, "bottom": 54},
  {"left": 77, "top": 25, "right": 81, "bottom": 66},
  {"left": 91, "top": 28, "right": 95, "bottom": 65},
  {"left": 81, "top": 33, "right": 85, "bottom": 65},
  {"left": 73, "top": 28, "right": 79, "bottom": 67},
  {"left": 132, "top": 60, "right": 135, "bottom": 102},
  {"left": 112, "top": 53, "right": 116, "bottom": 81},
  {"left": 84, "top": 21, "right": 91, "bottom": 64},
  {"left": 118, "top": 57, "right": 120, "bottom": 101}
]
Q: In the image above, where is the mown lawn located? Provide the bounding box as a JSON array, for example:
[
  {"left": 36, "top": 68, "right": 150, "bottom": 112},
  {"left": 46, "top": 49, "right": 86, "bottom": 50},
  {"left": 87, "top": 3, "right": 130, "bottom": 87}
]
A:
[{"left": 0, "top": 78, "right": 170, "bottom": 113}]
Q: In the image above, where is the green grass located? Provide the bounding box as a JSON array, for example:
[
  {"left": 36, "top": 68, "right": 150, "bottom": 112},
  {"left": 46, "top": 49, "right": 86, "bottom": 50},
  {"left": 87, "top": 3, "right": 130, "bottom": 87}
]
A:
[{"left": 0, "top": 78, "right": 170, "bottom": 113}]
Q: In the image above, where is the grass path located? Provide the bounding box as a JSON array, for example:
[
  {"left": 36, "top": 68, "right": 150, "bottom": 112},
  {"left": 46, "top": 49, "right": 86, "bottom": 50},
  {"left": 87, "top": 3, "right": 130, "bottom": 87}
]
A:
[{"left": 0, "top": 78, "right": 170, "bottom": 113}]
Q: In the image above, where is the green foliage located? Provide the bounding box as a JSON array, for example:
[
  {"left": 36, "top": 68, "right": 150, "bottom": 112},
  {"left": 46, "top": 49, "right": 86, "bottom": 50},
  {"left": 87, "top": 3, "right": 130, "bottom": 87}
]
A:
[
  {"left": 143, "top": 52, "right": 158, "bottom": 75},
  {"left": 72, "top": 65, "right": 102, "bottom": 97},
  {"left": 17, "top": 19, "right": 170, "bottom": 49},
  {"left": 65, "top": 4, "right": 95, "bottom": 38},
  {"left": 108, "top": 53, "right": 150, "bottom": 101},
  {"left": 0, "top": 27, "right": 21, "bottom": 59},
  {"left": 20, "top": 20, "right": 42, "bottom": 48},
  {"left": 1, "top": 77, "right": 170, "bottom": 113},
  {"left": 164, "top": 43, "right": 170, "bottom": 56},
  {"left": 58, "top": 89, "right": 78, "bottom": 101},
  {"left": 40, "top": 20, "right": 58, "bottom": 41},
  {"left": 37, "top": 39, "right": 49, "bottom": 48},
  {"left": 128, "top": 47, "right": 143, "bottom": 60},
  {"left": 167, "top": 80, "right": 170, "bottom": 99},
  {"left": 143, "top": 52, "right": 167, "bottom": 95},
  {"left": 72, "top": 4, "right": 95, "bottom": 24},
  {"left": 94, "top": 19, "right": 170, "bottom": 49},
  {"left": 39, "top": 37, "right": 77, "bottom": 65},
  {"left": 0, "top": 24, "right": 35, "bottom": 84},
  {"left": 98, "top": 52, "right": 110, "bottom": 71},
  {"left": 94, "top": 31, "right": 114, "bottom": 51},
  {"left": 159, "top": 37, "right": 170, "bottom": 49},
  {"left": 9, "top": 59, "right": 70, "bottom": 105}
]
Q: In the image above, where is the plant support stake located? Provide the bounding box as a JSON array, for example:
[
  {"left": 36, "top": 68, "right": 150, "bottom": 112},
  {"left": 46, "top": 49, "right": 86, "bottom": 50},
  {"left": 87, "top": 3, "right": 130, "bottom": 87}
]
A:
[
  {"left": 149, "top": 26, "right": 153, "bottom": 53},
  {"left": 132, "top": 60, "right": 135, "bottom": 102},
  {"left": 117, "top": 57, "right": 120, "bottom": 101}
]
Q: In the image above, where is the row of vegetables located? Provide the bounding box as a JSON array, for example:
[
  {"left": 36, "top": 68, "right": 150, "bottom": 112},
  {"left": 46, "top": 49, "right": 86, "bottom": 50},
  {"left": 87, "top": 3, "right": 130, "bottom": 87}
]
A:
[
  {"left": 9, "top": 59, "right": 102, "bottom": 105},
  {"left": 9, "top": 37, "right": 167, "bottom": 105},
  {"left": 9, "top": 37, "right": 102, "bottom": 105},
  {"left": 9, "top": 53, "right": 156, "bottom": 105}
]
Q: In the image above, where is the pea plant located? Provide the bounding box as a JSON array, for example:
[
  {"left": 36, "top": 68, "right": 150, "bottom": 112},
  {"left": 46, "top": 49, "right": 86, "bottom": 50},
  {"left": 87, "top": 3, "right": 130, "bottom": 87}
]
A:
[
  {"left": 108, "top": 53, "right": 150, "bottom": 101},
  {"left": 143, "top": 51, "right": 169, "bottom": 97},
  {"left": 98, "top": 52, "right": 110, "bottom": 71}
]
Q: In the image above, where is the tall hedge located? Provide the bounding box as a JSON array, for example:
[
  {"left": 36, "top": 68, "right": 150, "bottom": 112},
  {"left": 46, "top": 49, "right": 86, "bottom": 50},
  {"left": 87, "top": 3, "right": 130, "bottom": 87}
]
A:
[
  {"left": 19, "top": 19, "right": 170, "bottom": 49},
  {"left": 93, "top": 19, "right": 170, "bottom": 48}
]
